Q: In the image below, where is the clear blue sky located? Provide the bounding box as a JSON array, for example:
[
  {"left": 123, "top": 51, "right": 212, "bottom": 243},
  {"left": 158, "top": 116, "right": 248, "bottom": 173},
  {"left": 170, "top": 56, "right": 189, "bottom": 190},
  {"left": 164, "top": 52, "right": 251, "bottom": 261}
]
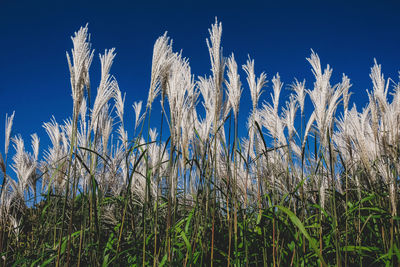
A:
[{"left": 1, "top": 0, "right": 400, "bottom": 155}]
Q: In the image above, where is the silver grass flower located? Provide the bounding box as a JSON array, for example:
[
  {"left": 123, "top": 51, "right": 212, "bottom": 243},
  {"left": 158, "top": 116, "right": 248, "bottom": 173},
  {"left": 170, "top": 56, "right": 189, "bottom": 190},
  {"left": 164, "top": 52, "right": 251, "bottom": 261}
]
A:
[
  {"left": 0, "top": 153, "right": 5, "bottom": 176},
  {"left": 306, "top": 50, "right": 348, "bottom": 148},
  {"left": 180, "top": 106, "right": 195, "bottom": 161},
  {"left": 132, "top": 101, "right": 144, "bottom": 131},
  {"left": 0, "top": 181, "right": 13, "bottom": 224},
  {"left": 91, "top": 49, "right": 117, "bottom": 132},
  {"left": 291, "top": 79, "right": 306, "bottom": 114},
  {"left": 9, "top": 215, "right": 22, "bottom": 241},
  {"left": 225, "top": 53, "right": 242, "bottom": 118},
  {"left": 114, "top": 82, "right": 125, "bottom": 124},
  {"left": 198, "top": 76, "right": 215, "bottom": 116},
  {"left": 271, "top": 74, "right": 283, "bottom": 114},
  {"left": 367, "top": 90, "right": 379, "bottom": 141},
  {"left": 260, "top": 78, "right": 287, "bottom": 149},
  {"left": 79, "top": 97, "right": 88, "bottom": 129},
  {"left": 370, "top": 59, "right": 389, "bottom": 111},
  {"left": 117, "top": 124, "right": 128, "bottom": 150},
  {"left": 302, "top": 111, "right": 316, "bottom": 153},
  {"left": 260, "top": 105, "right": 287, "bottom": 148},
  {"left": 283, "top": 95, "right": 298, "bottom": 141},
  {"left": 206, "top": 18, "right": 225, "bottom": 122},
  {"left": 66, "top": 24, "right": 94, "bottom": 120},
  {"left": 148, "top": 32, "right": 174, "bottom": 108},
  {"left": 165, "top": 54, "right": 195, "bottom": 146},
  {"left": 196, "top": 115, "right": 213, "bottom": 146},
  {"left": 320, "top": 175, "right": 328, "bottom": 210},
  {"left": 242, "top": 56, "right": 267, "bottom": 110},
  {"left": 342, "top": 75, "right": 352, "bottom": 115},
  {"left": 11, "top": 135, "right": 26, "bottom": 173},
  {"left": 63, "top": 117, "right": 73, "bottom": 140},
  {"left": 43, "top": 117, "right": 61, "bottom": 152},
  {"left": 11, "top": 135, "right": 35, "bottom": 195},
  {"left": 31, "top": 133, "right": 39, "bottom": 162},
  {"left": 99, "top": 104, "right": 113, "bottom": 154},
  {"left": 149, "top": 128, "right": 158, "bottom": 143},
  {"left": 5, "top": 111, "right": 15, "bottom": 156}
]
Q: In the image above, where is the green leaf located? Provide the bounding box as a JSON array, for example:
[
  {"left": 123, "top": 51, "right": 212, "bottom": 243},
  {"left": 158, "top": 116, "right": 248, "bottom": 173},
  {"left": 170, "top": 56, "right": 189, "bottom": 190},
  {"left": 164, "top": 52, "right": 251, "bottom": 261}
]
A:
[
  {"left": 341, "top": 245, "right": 378, "bottom": 252},
  {"left": 275, "top": 205, "right": 327, "bottom": 267},
  {"left": 102, "top": 254, "right": 110, "bottom": 267},
  {"left": 185, "top": 208, "right": 194, "bottom": 233},
  {"left": 180, "top": 230, "right": 192, "bottom": 252},
  {"left": 40, "top": 255, "right": 57, "bottom": 267},
  {"left": 159, "top": 253, "right": 168, "bottom": 267}
]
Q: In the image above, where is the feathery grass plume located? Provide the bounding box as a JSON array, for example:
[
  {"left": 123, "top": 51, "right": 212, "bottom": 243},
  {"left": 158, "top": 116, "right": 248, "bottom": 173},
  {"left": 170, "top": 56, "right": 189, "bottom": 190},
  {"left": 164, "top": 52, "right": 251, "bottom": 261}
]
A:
[
  {"left": 148, "top": 32, "right": 174, "bottom": 108},
  {"left": 243, "top": 56, "right": 267, "bottom": 189},
  {"left": 114, "top": 82, "right": 125, "bottom": 124},
  {"left": 11, "top": 135, "right": 35, "bottom": 197},
  {"left": 8, "top": 216, "right": 22, "bottom": 242},
  {"left": 91, "top": 49, "right": 117, "bottom": 133},
  {"left": 79, "top": 91, "right": 88, "bottom": 124},
  {"left": 133, "top": 101, "right": 144, "bottom": 131},
  {"left": 367, "top": 90, "right": 380, "bottom": 141},
  {"left": 198, "top": 75, "right": 215, "bottom": 114},
  {"left": 77, "top": 98, "right": 89, "bottom": 150},
  {"left": 206, "top": 18, "right": 225, "bottom": 122},
  {"left": 259, "top": 73, "right": 285, "bottom": 147},
  {"left": 43, "top": 117, "right": 62, "bottom": 153},
  {"left": 306, "top": 50, "right": 348, "bottom": 148},
  {"left": 350, "top": 106, "right": 376, "bottom": 171},
  {"left": 66, "top": 24, "right": 94, "bottom": 121},
  {"left": 5, "top": 111, "right": 15, "bottom": 156},
  {"left": 30, "top": 133, "right": 40, "bottom": 197},
  {"left": 334, "top": 105, "right": 355, "bottom": 163},
  {"left": 117, "top": 124, "right": 128, "bottom": 150},
  {"left": 166, "top": 54, "right": 194, "bottom": 144},
  {"left": 319, "top": 174, "right": 328, "bottom": 210},
  {"left": 198, "top": 75, "right": 217, "bottom": 140},
  {"left": 342, "top": 75, "right": 352, "bottom": 115},
  {"left": 42, "top": 117, "right": 69, "bottom": 191},
  {"left": 62, "top": 118, "right": 73, "bottom": 144},
  {"left": 195, "top": 115, "right": 213, "bottom": 146},
  {"left": 225, "top": 53, "right": 242, "bottom": 118},
  {"left": 114, "top": 82, "right": 128, "bottom": 149},
  {"left": 370, "top": 59, "right": 389, "bottom": 111},
  {"left": 99, "top": 104, "right": 113, "bottom": 154},
  {"left": 0, "top": 180, "right": 13, "bottom": 224},
  {"left": 283, "top": 94, "right": 298, "bottom": 141},
  {"left": 1, "top": 111, "right": 15, "bottom": 199},
  {"left": 302, "top": 111, "right": 315, "bottom": 154},
  {"left": 31, "top": 134, "right": 40, "bottom": 162},
  {"left": 0, "top": 153, "right": 5, "bottom": 176},
  {"left": 291, "top": 79, "right": 306, "bottom": 114},
  {"left": 260, "top": 102, "right": 287, "bottom": 147},
  {"left": 271, "top": 73, "right": 283, "bottom": 113},
  {"left": 76, "top": 100, "right": 90, "bottom": 150},
  {"left": 243, "top": 56, "right": 267, "bottom": 111},
  {"left": 180, "top": 106, "right": 195, "bottom": 162}
]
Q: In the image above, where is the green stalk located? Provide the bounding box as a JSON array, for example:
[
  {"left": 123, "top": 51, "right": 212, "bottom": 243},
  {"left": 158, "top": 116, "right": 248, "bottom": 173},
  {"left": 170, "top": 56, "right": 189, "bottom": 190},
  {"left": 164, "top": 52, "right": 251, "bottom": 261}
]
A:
[
  {"left": 116, "top": 103, "right": 149, "bottom": 255},
  {"left": 56, "top": 109, "right": 79, "bottom": 267},
  {"left": 143, "top": 107, "right": 152, "bottom": 267},
  {"left": 328, "top": 129, "right": 340, "bottom": 266},
  {"left": 153, "top": 108, "right": 164, "bottom": 266}
]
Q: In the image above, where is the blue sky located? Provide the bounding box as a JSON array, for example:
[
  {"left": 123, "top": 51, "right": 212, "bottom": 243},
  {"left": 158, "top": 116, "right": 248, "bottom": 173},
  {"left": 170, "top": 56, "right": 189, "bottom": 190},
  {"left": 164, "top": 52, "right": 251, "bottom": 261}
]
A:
[{"left": 1, "top": 0, "right": 400, "bottom": 157}]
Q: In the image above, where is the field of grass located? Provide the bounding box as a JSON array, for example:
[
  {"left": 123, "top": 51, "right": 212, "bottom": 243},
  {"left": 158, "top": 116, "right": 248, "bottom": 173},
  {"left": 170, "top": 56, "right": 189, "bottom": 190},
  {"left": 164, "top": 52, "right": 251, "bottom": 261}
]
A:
[{"left": 0, "top": 20, "right": 399, "bottom": 266}]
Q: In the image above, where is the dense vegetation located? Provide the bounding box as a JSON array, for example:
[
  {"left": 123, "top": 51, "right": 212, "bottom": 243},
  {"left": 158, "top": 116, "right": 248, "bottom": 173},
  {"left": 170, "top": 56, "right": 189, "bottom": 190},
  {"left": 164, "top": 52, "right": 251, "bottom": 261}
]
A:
[{"left": 0, "top": 20, "right": 399, "bottom": 266}]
